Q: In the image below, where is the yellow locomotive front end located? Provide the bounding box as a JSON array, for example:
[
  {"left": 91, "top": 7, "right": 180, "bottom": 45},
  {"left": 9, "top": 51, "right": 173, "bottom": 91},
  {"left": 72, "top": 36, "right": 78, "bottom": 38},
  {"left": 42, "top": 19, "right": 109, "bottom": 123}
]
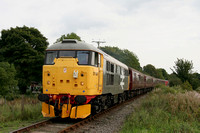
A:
[
  {"left": 38, "top": 40, "right": 103, "bottom": 119},
  {"left": 43, "top": 57, "right": 102, "bottom": 96}
]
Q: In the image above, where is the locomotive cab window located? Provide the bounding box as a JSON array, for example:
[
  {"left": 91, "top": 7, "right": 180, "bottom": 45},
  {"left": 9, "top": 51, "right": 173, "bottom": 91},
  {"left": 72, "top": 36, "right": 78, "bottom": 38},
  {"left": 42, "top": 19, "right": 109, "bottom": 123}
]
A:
[
  {"left": 45, "top": 51, "right": 58, "bottom": 65},
  {"left": 77, "top": 51, "right": 89, "bottom": 65}
]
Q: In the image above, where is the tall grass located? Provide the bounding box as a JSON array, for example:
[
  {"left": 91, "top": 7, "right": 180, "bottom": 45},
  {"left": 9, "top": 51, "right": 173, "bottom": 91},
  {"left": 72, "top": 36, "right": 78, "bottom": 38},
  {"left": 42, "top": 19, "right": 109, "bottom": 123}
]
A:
[
  {"left": 121, "top": 86, "right": 200, "bottom": 133},
  {"left": 0, "top": 95, "right": 44, "bottom": 133},
  {"left": 0, "top": 95, "right": 43, "bottom": 131}
]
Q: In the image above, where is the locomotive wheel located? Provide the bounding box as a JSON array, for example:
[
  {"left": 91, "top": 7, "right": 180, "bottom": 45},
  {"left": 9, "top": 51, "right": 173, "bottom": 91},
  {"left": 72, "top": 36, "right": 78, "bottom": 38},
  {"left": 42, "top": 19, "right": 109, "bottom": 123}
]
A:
[
  {"left": 118, "top": 95, "right": 123, "bottom": 104},
  {"left": 123, "top": 93, "right": 127, "bottom": 101},
  {"left": 95, "top": 105, "right": 102, "bottom": 114},
  {"left": 105, "top": 96, "right": 112, "bottom": 108}
]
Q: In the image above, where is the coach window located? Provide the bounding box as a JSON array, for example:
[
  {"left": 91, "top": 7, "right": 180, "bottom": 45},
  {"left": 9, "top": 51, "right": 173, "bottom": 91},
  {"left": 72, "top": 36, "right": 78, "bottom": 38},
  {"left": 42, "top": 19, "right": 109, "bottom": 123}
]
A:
[
  {"left": 106, "top": 61, "right": 110, "bottom": 71},
  {"left": 134, "top": 73, "right": 137, "bottom": 80},
  {"left": 111, "top": 63, "right": 114, "bottom": 73},
  {"left": 117, "top": 66, "right": 120, "bottom": 74},
  {"left": 121, "top": 68, "right": 124, "bottom": 75},
  {"left": 116, "top": 65, "right": 118, "bottom": 73},
  {"left": 138, "top": 75, "right": 141, "bottom": 82},
  {"left": 45, "top": 51, "right": 58, "bottom": 65},
  {"left": 132, "top": 72, "right": 134, "bottom": 79},
  {"left": 77, "top": 51, "right": 89, "bottom": 65},
  {"left": 125, "top": 69, "right": 128, "bottom": 76}
]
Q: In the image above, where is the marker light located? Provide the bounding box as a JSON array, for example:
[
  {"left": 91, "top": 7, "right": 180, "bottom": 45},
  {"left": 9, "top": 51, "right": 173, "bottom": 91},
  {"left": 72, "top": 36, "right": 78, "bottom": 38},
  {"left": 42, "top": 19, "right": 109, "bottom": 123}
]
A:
[
  {"left": 53, "top": 95, "right": 57, "bottom": 100},
  {"left": 80, "top": 82, "right": 84, "bottom": 86}
]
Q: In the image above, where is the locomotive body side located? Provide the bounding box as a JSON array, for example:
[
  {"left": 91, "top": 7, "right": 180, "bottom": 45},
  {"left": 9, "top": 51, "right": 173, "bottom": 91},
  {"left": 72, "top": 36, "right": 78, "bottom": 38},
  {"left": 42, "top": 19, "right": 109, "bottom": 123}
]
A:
[{"left": 102, "top": 54, "right": 129, "bottom": 95}]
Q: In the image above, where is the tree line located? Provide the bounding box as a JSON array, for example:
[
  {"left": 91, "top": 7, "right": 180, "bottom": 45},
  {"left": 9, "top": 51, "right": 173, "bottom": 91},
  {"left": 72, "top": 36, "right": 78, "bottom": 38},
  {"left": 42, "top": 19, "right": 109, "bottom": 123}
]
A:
[
  {"left": 0, "top": 26, "right": 199, "bottom": 97},
  {"left": 101, "top": 46, "right": 200, "bottom": 90}
]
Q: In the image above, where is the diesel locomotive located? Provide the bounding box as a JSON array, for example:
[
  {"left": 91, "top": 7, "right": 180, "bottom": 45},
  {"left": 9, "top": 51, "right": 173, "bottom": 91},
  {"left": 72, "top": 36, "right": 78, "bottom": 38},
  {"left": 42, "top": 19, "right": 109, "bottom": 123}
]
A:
[{"left": 38, "top": 39, "right": 168, "bottom": 119}]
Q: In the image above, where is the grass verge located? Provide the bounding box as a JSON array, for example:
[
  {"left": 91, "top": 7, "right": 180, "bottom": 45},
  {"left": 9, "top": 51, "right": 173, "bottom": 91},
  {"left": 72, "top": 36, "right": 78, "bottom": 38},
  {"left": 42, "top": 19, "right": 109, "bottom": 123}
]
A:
[
  {"left": 121, "top": 86, "right": 200, "bottom": 133},
  {"left": 0, "top": 95, "right": 46, "bottom": 133}
]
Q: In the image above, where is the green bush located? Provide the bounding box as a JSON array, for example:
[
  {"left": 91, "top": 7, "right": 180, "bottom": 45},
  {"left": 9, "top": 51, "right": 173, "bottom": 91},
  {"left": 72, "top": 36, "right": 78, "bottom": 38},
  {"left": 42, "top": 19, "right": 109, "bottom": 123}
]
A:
[
  {"left": 158, "top": 84, "right": 177, "bottom": 94},
  {"left": 181, "top": 81, "right": 193, "bottom": 91},
  {"left": 172, "top": 85, "right": 187, "bottom": 93},
  {"left": 196, "top": 87, "right": 200, "bottom": 92}
]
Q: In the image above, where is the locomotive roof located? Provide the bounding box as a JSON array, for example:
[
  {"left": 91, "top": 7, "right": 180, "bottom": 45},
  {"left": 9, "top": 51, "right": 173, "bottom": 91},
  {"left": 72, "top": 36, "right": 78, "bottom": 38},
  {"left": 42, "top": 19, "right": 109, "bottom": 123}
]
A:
[
  {"left": 47, "top": 39, "right": 100, "bottom": 52},
  {"left": 47, "top": 39, "right": 128, "bottom": 69}
]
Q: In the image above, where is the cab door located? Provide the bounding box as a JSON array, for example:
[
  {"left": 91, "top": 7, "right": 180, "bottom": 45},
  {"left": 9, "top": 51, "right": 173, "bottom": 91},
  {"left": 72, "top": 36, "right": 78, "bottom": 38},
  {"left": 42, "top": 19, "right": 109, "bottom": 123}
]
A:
[{"left": 98, "top": 53, "right": 103, "bottom": 93}]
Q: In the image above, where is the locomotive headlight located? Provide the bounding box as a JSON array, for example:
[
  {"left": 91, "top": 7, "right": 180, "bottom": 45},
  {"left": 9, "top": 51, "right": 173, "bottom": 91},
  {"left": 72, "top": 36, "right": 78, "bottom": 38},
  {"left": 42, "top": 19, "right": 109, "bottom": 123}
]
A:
[
  {"left": 80, "top": 82, "right": 84, "bottom": 86},
  {"left": 47, "top": 81, "right": 51, "bottom": 85}
]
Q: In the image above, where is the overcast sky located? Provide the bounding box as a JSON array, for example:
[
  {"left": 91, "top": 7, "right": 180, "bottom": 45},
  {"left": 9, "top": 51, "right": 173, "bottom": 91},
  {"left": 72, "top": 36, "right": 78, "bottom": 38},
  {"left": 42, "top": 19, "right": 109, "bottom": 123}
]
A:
[{"left": 0, "top": 0, "right": 199, "bottom": 73}]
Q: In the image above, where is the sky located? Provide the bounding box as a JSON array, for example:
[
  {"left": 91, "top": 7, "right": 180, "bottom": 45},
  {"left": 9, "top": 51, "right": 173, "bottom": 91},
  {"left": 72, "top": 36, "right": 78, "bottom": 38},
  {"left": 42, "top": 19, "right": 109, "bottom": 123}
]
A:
[{"left": 0, "top": 0, "right": 200, "bottom": 73}]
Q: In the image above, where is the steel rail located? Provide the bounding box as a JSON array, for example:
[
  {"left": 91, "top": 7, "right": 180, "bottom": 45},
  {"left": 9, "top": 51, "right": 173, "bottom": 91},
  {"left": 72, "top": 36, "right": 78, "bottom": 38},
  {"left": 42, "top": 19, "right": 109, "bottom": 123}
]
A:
[
  {"left": 58, "top": 92, "right": 147, "bottom": 133},
  {"left": 11, "top": 90, "right": 150, "bottom": 133},
  {"left": 10, "top": 118, "right": 54, "bottom": 133}
]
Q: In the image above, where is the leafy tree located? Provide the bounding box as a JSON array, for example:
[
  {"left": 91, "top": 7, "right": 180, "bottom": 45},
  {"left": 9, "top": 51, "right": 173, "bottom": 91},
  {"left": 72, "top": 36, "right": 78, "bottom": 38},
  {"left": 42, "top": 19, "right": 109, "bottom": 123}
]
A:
[
  {"left": 55, "top": 32, "right": 81, "bottom": 43},
  {"left": 0, "top": 62, "right": 17, "bottom": 96},
  {"left": 157, "top": 68, "right": 169, "bottom": 79},
  {"left": 100, "top": 46, "right": 142, "bottom": 71},
  {"left": 171, "top": 58, "right": 193, "bottom": 83},
  {"left": 143, "top": 64, "right": 163, "bottom": 78},
  {"left": 168, "top": 73, "right": 182, "bottom": 87},
  {"left": 156, "top": 69, "right": 164, "bottom": 79},
  {"left": 0, "top": 26, "right": 48, "bottom": 93},
  {"left": 189, "top": 73, "right": 200, "bottom": 90}
]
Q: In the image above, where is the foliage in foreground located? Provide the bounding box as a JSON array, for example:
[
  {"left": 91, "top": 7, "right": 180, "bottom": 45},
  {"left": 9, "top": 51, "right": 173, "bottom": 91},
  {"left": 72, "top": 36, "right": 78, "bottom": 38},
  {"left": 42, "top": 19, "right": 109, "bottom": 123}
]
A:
[
  {"left": 121, "top": 86, "right": 200, "bottom": 133},
  {"left": 0, "top": 95, "right": 43, "bottom": 132}
]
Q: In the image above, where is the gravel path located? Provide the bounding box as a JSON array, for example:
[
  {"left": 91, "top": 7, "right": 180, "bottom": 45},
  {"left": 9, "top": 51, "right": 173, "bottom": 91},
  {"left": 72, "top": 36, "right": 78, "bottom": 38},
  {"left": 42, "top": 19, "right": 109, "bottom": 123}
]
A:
[{"left": 73, "top": 95, "right": 146, "bottom": 133}]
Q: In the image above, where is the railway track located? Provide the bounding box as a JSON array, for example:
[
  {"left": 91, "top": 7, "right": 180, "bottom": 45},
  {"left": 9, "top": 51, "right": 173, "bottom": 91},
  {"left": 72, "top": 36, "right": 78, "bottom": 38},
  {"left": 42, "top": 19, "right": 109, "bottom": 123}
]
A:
[{"left": 11, "top": 91, "right": 148, "bottom": 133}]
